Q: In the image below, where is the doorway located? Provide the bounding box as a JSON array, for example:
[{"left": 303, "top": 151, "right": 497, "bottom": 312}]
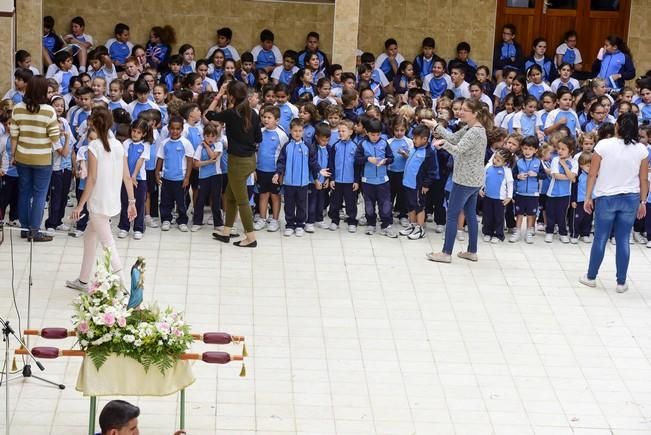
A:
[{"left": 496, "top": 0, "right": 630, "bottom": 71}]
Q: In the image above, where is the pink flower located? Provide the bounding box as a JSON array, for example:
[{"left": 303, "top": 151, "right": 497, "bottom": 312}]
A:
[
  {"left": 172, "top": 327, "right": 182, "bottom": 337},
  {"left": 117, "top": 317, "right": 127, "bottom": 328},
  {"left": 89, "top": 282, "right": 100, "bottom": 295},
  {"left": 78, "top": 321, "right": 89, "bottom": 334},
  {"left": 103, "top": 312, "right": 116, "bottom": 327}
]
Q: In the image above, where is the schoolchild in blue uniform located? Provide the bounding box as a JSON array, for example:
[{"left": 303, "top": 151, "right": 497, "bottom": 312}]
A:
[
  {"left": 512, "top": 96, "right": 539, "bottom": 137},
  {"left": 274, "top": 84, "right": 299, "bottom": 133},
  {"left": 118, "top": 120, "right": 150, "bottom": 239},
  {"left": 481, "top": 150, "right": 514, "bottom": 243},
  {"left": 70, "top": 87, "right": 93, "bottom": 140},
  {"left": 510, "top": 136, "right": 546, "bottom": 244},
  {"left": 0, "top": 115, "right": 19, "bottom": 224},
  {"left": 254, "top": 105, "right": 288, "bottom": 232},
  {"left": 141, "top": 110, "right": 163, "bottom": 228},
  {"left": 328, "top": 119, "right": 360, "bottom": 232},
  {"left": 44, "top": 98, "right": 72, "bottom": 233},
  {"left": 42, "top": 16, "right": 65, "bottom": 66},
  {"left": 251, "top": 29, "right": 283, "bottom": 74},
  {"left": 545, "top": 136, "right": 577, "bottom": 243},
  {"left": 306, "top": 123, "right": 331, "bottom": 232},
  {"left": 422, "top": 59, "right": 452, "bottom": 100},
  {"left": 387, "top": 118, "right": 413, "bottom": 227},
  {"left": 296, "top": 32, "right": 330, "bottom": 72},
  {"left": 523, "top": 38, "right": 558, "bottom": 84},
  {"left": 290, "top": 69, "right": 317, "bottom": 103},
  {"left": 127, "top": 80, "right": 160, "bottom": 123},
  {"left": 413, "top": 37, "right": 444, "bottom": 79},
  {"left": 156, "top": 116, "right": 194, "bottom": 232},
  {"left": 238, "top": 52, "right": 257, "bottom": 89},
  {"left": 206, "top": 27, "right": 240, "bottom": 63},
  {"left": 398, "top": 125, "right": 439, "bottom": 240},
  {"left": 192, "top": 124, "right": 224, "bottom": 231},
  {"left": 53, "top": 52, "right": 76, "bottom": 95},
  {"left": 570, "top": 152, "right": 593, "bottom": 243},
  {"left": 72, "top": 143, "right": 89, "bottom": 237},
  {"left": 272, "top": 50, "right": 299, "bottom": 86},
  {"left": 146, "top": 25, "right": 173, "bottom": 72},
  {"left": 355, "top": 118, "right": 397, "bottom": 238},
  {"left": 591, "top": 36, "right": 636, "bottom": 91},
  {"left": 493, "top": 24, "right": 524, "bottom": 81},
  {"left": 164, "top": 55, "right": 184, "bottom": 93},
  {"left": 106, "top": 23, "right": 134, "bottom": 68},
  {"left": 274, "top": 119, "right": 329, "bottom": 237}
]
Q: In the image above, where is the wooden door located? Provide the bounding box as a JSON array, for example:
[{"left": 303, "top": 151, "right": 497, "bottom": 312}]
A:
[{"left": 495, "top": 0, "right": 630, "bottom": 71}]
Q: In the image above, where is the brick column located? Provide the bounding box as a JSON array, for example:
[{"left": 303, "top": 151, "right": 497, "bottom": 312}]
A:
[
  {"left": 16, "top": 0, "right": 43, "bottom": 72},
  {"left": 0, "top": 1, "right": 15, "bottom": 92},
  {"left": 331, "top": 0, "right": 360, "bottom": 72}
]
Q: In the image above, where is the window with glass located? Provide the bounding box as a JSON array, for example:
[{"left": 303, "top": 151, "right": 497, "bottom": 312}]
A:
[
  {"left": 507, "top": 0, "right": 535, "bottom": 7},
  {"left": 591, "top": 0, "right": 619, "bottom": 11}
]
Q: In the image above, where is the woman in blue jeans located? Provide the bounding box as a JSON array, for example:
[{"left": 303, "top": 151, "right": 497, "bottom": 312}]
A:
[
  {"left": 10, "top": 76, "right": 60, "bottom": 242},
  {"left": 422, "top": 99, "right": 493, "bottom": 263},
  {"left": 581, "top": 113, "right": 648, "bottom": 293}
]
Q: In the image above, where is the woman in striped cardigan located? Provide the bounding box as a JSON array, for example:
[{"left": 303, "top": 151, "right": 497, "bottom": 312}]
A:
[{"left": 10, "top": 75, "right": 60, "bottom": 241}]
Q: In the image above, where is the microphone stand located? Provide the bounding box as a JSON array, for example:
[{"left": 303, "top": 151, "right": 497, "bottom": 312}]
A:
[
  {"left": 1, "top": 316, "right": 49, "bottom": 435},
  {"left": 2, "top": 226, "right": 65, "bottom": 390}
]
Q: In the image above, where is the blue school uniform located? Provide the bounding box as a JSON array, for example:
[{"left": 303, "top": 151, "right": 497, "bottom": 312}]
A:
[
  {"left": 402, "top": 146, "right": 438, "bottom": 189},
  {"left": 303, "top": 123, "right": 315, "bottom": 147},
  {"left": 128, "top": 100, "right": 159, "bottom": 122},
  {"left": 315, "top": 144, "right": 329, "bottom": 184},
  {"left": 3, "top": 136, "right": 17, "bottom": 177},
  {"left": 426, "top": 75, "right": 449, "bottom": 98},
  {"left": 180, "top": 63, "right": 195, "bottom": 75},
  {"left": 595, "top": 49, "right": 635, "bottom": 89},
  {"left": 126, "top": 141, "right": 148, "bottom": 181},
  {"left": 71, "top": 109, "right": 91, "bottom": 140},
  {"left": 257, "top": 127, "right": 287, "bottom": 172},
  {"left": 109, "top": 41, "right": 131, "bottom": 65},
  {"left": 388, "top": 137, "right": 411, "bottom": 173},
  {"left": 209, "top": 68, "right": 224, "bottom": 83},
  {"left": 184, "top": 123, "right": 203, "bottom": 151},
  {"left": 164, "top": 72, "right": 180, "bottom": 92},
  {"left": 254, "top": 49, "right": 278, "bottom": 70},
  {"left": 517, "top": 113, "right": 537, "bottom": 136},
  {"left": 524, "top": 57, "right": 556, "bottom": 82},
  {"left": 547, "top": 156, "right": 575, "bottom": 197},
  {"left": 277, "top": 103, "right": 297, "bottom": 133},
  {"left": 276, "top": 139, "right": 318, "bottom": 187},
  {"left": 54, "top": 70, "right": 74, "bottom": 94},
  {"left": 159, "top": 137, "right": 193, "bottom": 181},
  {"left": 292, "top": 84, "right": 316, "bottom": 102},
  {"left": 197, "top": 144, "right": 219, "bottom": 179},
  {"left": 329, "top": 139, "right": 357, "bottom": 183},
  {"left": 528, "top": 83, "right": 547, "bottom": 100},
  {"left": 484, "top": 165, "right": 512, "bottom": 200},
  {"left": 639, "top": 103, "right": 651, "bottom": 123},
  {"left": 513, "top": 157, "right": 544, "bottom": 196},
  {"left": 356, "top": 138, "right": 392, "bottom": 185},
  {"left": 328, "top": 129, "right": 340, "bottom": 148}
]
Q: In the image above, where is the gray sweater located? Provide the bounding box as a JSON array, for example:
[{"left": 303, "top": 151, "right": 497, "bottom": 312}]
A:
[{"left": 437, "top": 125, "right": 487, "bottom": 188}]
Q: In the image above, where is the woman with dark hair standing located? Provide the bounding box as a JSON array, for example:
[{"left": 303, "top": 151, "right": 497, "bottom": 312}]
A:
[
  {"left": 205, "top": 80, "right": 262, "bottom": 247},
  {"left": 66, "top": 107, "right": 137, "bottom": 291},
  {"left": 422, "top": 98, "right": 493, "bottom": 263},
  {"left": 592, "top": 35, "right": 636, "bottom": 90},
  {"left": 580, "top": 113, "right": 648, "bottom": 293},
  {"left": 10, "top": 75, "right": 60, "bottom": 242}
]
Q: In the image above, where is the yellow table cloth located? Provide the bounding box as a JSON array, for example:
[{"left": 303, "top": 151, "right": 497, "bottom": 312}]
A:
[{"left": 76, "top": 354, "right": 195, "bottom": 396}]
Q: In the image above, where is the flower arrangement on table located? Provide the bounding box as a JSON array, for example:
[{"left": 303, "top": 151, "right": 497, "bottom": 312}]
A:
[{"left": 72, "top": 249, "right": 194, "bottom": 374}]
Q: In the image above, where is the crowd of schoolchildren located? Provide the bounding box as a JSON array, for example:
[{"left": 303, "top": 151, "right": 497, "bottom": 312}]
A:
[{"left": 1, "top": 16, "right": 651, "bottom": 246}]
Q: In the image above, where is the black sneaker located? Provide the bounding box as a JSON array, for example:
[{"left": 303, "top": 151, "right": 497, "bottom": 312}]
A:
[{"left": 30, "top": 232, "right": 53, "bottom": 242}]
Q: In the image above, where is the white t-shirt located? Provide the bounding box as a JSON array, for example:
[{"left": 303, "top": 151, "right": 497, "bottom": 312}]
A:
[
  {"left": 87, "top": 138, "right": 125, "bottom": 216},
  {"left": 593, "top": 137, "right": 648, "bottom": 197},
  {"left": 555, "top": 43, "right": 583, "bottom": 64}
]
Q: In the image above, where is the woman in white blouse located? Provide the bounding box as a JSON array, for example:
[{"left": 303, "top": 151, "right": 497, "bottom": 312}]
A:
[{"left": 66, "top": 107, "right": 136, "bottom": 291}]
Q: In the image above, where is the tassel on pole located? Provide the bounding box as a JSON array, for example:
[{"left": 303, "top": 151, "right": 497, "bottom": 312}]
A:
[
  {"left": 11, "top": 356, "right": 17, "bottom": 371},
  {"left": 239, "top": 362, "right": 246, "bottom": 377},
  {"left": 242, "top": 343, "right": 248, "bottom": 357}
]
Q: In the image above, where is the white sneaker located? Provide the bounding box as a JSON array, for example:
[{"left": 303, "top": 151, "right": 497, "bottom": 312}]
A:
[
  {"left": 161, "top": 221, "right": 171, "bottom": 231},
  {"left": 629, "top": 232, "right": 634, "bottom": 244},
  {"left": 358, "top": 216, "right": 367, "bottom": 226},
  {"left": 525, "top": 231, "right": 535, "bottom": 244},
  {"left": 118, "top": 229, "right": 128, "bottom": 238},
  {"left": 178, "top": 224, "right": 189, "bottom": 232},
  {"left": 133, "top": 231, "right": 143, "bottom": 240},
  {"left": 380, "top": 225, "right": 398, "bottom": 238},
  {"left": 544, "top": 233, "right": 553, "bottom": 243},
  {"left": 434, "top": 224, "right": 444, "bottom": 233},
  {"left": 633, "top": 232, "right": 647, "bottom": 244},
  {"left": 347, "top": 224, "right": 357, "bottom": 233},
  {"left": 267, "top": 219, "right": 280, "bottom": 232},
  {"left": 570, "top": 237, "right": 578, "bottom": 244},
  {"left": 149, "top": 218, "right": 160, "bottom": 228},
  {"left": 304, "top": 223, "right": 315, "bottom": 233},
  {"left": 647, "top": 240, "right": 651, "bottom": 248},
  {"left": 46, "top": 228, "right": 56, "bottom": 237},
  {"left": 144, "top": 215, "right": 153, "bottom": 227},
  {"left": 426, "top": 214, "right": 434, "bottom": 223},
  {"left": 490, "top": 237, "right": 501, "bottom": 244},
  {"left": 508, "top": 231, "right": 520, "bottom": 243},
  {"left": 295, "top": 227, "right": 305, "bottom": 237},
  {"left": 207, "top": 216, "right": 214, "bottom": 226},
  {"left": 610, "top": 237, "right": 616, "bottom": 245},
  {"left": 408, "top": 225, "right": 425, "bottom": 240},
  {"left": 253, "top": 218, "right": 267, "bottom": 231},
  {"left": 579, "top": 274, "right": 596, "bottom": 288},
  {"left": 456, "top": 230, "right": 465, "bottom": 241},
  {"left": 400, "top": 224, "right": 415, "bottom": 236},
  {"left": 191, "top": 225, "right": 202, "bottom": 232},
  {"left": 56, "top": 223, "right": 70, "bottom": 231},
  {"left": 66, "top": 278, "right": 88, "bottom": 292},
  {"left": 536, "top": 223, "right": 545, "bottom": 232},
  {"left": 559, "top": 235, "right": 570, "bottom": 244},
  {"left": 483, "top": 234, "right": 491, "bottom": 242},
  {"left": 365, "top": 226, "right": 375, "bottom": 235},
  {"left": 284, "top": 228, "right": 294, "bottom": 237},
  {"left": 328, "top": 222, "right": 338, "bottom": 231},
  {"left": 399, "top": 217, "right": 410, "bottom": 228},
  {"left": 316, "top": 221, "right": 329, "bottom": 229},
  {"left": 581, "top": 236, "right": 591, "bottom": 243},
  {"left": 616, "top": 283, "right": 628, "bottom": 293},
  {"left": 68, "top": 229, "right": 83, "bottom": 238},
  {"left": 8, "top": 219, "right": 20, "bottom": 227}
]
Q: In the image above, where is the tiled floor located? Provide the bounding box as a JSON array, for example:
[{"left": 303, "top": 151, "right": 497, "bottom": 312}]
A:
[{"left": 1, "top": 221, "right": 651, "bottom": 435}]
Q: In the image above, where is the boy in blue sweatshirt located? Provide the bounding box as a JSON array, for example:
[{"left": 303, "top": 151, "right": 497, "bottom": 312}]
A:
[
  {"left": 328, "top": 119, "right": 360, "bottom": 232},
  {"left": 398, "top": 125, "right": 439, "bottom": 240},
  {"left": 274, "top": 119, "right": 329, "bottom": 237},
  {"left": 254, "top": 105, "right": 288, "bottom": 232},
  {"left": 545, "top": 136, "right": 577, "bottom": 243},
  {"left": 306, "top": 123, "right": 331, "bottom": 233},
  {"left": 570, "top": 152, "right": 593, "bottom": 244},
  {"left": 355, "top": 118, "right": 397, "bottom": 237}
]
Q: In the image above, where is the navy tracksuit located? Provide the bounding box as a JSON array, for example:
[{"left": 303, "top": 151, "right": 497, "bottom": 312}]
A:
[
  {"left": 328, "top": 139, "right": 360, "bottom": 225},
  {"left": 355, "top": 137, "right": 394, "bottom": 228}
]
